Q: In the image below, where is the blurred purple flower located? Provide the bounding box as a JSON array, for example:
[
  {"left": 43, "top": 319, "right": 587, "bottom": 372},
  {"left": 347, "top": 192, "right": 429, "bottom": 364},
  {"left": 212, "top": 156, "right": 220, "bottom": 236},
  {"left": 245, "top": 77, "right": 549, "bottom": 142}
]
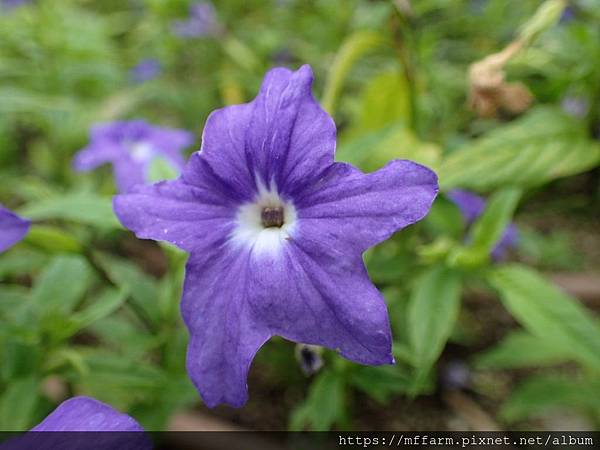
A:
[
  {"left": 559, "top": 5, "right": 575, "bottom": 23},
  {"left": 0, "top": 205, "right": 30, "bottom": 253},
  {"left": 447, "top": 190, "right": 485, "bottom": 225},
  {"left": 561, "top": 96, "right": 589, "bottom": 118},
  {"left": 130, "top": 59, "right": 161, "bottom": 83},
  {"left": 447, "top": 189, "right": 518, "bottom": 261},
  {"left": 295, "top": 344, "right": 324, "bottom": 376},
  {"left": 0, "top": 0, "right": 30, "bottom": 10},
  {"left": 32, "top": 397, "right": 143, "bottom": 432},
  {"left": 1, "top": 397, "right": 150, "bottom": 450},
  {"left": 171, "top": 2, "right": 221, "bottom": 38},
  {"left": 113, "top": 65, "right": 438, "bottom": 408},
  {"left": 73, "top": 120, "right": 194, "bottom": 193}
]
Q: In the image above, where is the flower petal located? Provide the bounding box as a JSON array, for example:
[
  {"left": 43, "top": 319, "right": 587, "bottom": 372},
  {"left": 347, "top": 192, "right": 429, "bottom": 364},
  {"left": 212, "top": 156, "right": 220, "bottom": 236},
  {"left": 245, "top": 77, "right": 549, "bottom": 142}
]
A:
[
  {"left": 198, "top": 65, "right": 336, "bottom": 198},
  {"left": 72, "top": 142, "right": 121, "bottom": 172},
  {"left": 31, "top": 396, "right": 143, "bottom": 431},
  {"left": 296, "top": 160, "right": 438, "bottom": 254},
  {"left": 183, "top": 250, "right": 270, "bottom": 408},
  {"left": 182, "top": 237, "right": 392, "bottom": 408},
  {"left": 447, "top": 189, "right": 486, "bottom": 225},
  {"left": 113, "top": 177, "right": 236, "bottom": 253},
  {"left": 0, "top": 206, "right": 30, "bottom": 253},
  {"left": 247, "top": 242, "right": 394, "bottom": 365}
]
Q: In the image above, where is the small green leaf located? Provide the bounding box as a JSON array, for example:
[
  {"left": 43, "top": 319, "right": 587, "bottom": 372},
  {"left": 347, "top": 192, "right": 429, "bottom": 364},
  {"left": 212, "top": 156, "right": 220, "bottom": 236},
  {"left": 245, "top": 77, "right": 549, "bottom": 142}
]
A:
[
  {"left": 0, "top": 376, "right": 39, "bottom": 430},
  {"left": 32, "top": 255, "right": 92, "bottom": 317},
  {"left": 357, "top": 71, "right": 410, "bottom": 132},
  {"left": 500, "top": 375, "right": 600, "bottom": 423},
  {"left": 94, "top": 252, "right": 160, "bottom": 325},
  {"left": 423, "top": 197, "right": 465, "bottom": 240},
  {"left": 19, "top": 192, "right": 120, "bottom": 229},
  {"left": 24, "top": 224, "right": 82, "bottom": 253},
  {"left": 72, "top": 351, "right": 166, "bottom": 410},
  {"left": 0, "top": 249, "right": 49, "bottom": 278},
  {"left": 488, "top": 264, "right": 600, "bottom": 371},
  {"left": 289, "top": 370, "right": 346, "bottom": 431},
  {"left": 474, "top": 330, "right": 570, "bottom": 369},
  {"left": 407, "top": 265, "right": 462, "bottom": 383},
  {"left": 321, "top": 30, "right": 383, "bottom": 115},
  {"left": 61, "top": 287, "right": 129, "bottom": 339},
  {"left": 337, "top": 123, "right": 441, "bottom": 173},
  {"left": 147, "top": 156, "right": 180, "bottom": 184},
  {"left": 348, "top": 366, "right": 410, "bottom": 404}
]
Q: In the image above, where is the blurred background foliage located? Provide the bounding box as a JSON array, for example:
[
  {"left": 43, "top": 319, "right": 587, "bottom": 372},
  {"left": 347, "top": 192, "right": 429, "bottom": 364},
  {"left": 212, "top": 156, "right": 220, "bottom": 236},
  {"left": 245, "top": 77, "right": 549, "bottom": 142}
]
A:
[{"left": 1, "top": 0, "right": 599, "bottom": 432}]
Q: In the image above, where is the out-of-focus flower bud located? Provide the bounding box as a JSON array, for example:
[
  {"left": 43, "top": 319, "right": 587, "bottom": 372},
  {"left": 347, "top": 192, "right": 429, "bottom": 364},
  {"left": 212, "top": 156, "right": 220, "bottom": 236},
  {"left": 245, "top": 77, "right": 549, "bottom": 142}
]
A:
[{"left": 295, "top": 344, "right": 324, "bottom": 376}]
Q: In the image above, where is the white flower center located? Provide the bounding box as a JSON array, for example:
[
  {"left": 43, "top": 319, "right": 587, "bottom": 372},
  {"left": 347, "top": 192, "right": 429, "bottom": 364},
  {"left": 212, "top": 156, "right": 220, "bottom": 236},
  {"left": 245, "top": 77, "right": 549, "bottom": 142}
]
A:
[
  {"left": 231, "top": 181, "right": 297, "bottom": 256},
  {"left": 129, "top": 141, "right": 155, "bottom": 162}
]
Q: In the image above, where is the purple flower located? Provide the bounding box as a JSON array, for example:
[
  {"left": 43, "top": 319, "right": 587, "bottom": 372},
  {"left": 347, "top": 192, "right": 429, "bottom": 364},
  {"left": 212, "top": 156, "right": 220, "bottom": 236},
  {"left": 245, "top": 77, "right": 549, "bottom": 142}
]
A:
[
  {"left": 0, "top": 205, "right": 30, "bottom": 253},
  {"left": 0, "top": 0, "right": 30, "bottom": 10},
  {"left": 561, "top": 96, "right": 589, "bottom": 118},
  {"left": 32, "top": 396, "right": 143, "bottom": 431},
  {"left": 447, "top": 190, "right": 485, "bottom": 225},
  {"left": 171, "top": 2, "right": 221, "bottom": 38},
  {"left": 113, "top": 65, "right": 438, "bottom": 408},
  {"left": 559, "top": 5, "right": 575, "bottom": 23},
  {"left": 73, "top": 120, "right": 194, "bottom": 193},
  {"left": 295, "top": 344, "right": 324, "bottom": 376},
  {"left": 130, "top": 59, "right": 161, "bottom": 83},
  {"left": 447, "top": 189, "right": 518, "bottom": 261},
  {"left": 2, "top": 397, "right": 150, "bottom": 450}
]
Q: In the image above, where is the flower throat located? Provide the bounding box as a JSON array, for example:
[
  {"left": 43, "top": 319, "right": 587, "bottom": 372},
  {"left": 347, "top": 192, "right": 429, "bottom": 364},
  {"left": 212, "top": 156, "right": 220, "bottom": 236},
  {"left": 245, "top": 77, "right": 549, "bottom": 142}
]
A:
[{"left": 261, "top": 206, "right": 284, "bottom": 228}]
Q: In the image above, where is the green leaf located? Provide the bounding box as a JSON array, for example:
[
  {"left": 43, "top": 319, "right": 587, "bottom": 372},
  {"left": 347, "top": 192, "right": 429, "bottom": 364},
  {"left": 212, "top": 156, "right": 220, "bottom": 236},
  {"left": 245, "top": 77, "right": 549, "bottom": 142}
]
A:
[
  {"left": 90, "top": 317, "right": 160, "bottom": 359},
  {"left": 147, "top": 156, "right": 180, "bottom": 184},
  {"left": 24, "top": 224, "right": 82, "bottom": 253},
  {"left": 488, "top": 264, "right": 600, "bottom": 371},
  {"left": 438, "top": 107, "right": 600, "bottom": 191},
  {"left": 72, "top": 351, "right": 166, "bottom": 410},
  {"left": 32, "top": 255, "right": 92, "bottom": 317},
  {"left": 0, "top": 377, "right": 39, "bottom": 430},
  {"left": 289, "top": 370, "right": 346, "bottom": 431},
  {"left": 337, "top": 122, "right": 441, "bottom": 172},
  {"left": 474, "top": 330, "right": 570, "bottom": 369},
  {"left": 518, "top": 0, "right": 567, "bottom": 45},
  {"left": 448, "top": 187, "right": 521, "bottom": 267},
  {"left": 94, "top": 252, "right": 160, "bottom": 325},
  {"left": 0, "top": 249, "right": 48, "bottom": 279},
  {"left": 19, "top": 192, "right": 120, "bottom": 229},
  {"left": 321, "top": 30, "right": 383, "bottom": 115},
  {"left": 407, "top": 265, "right": 462, "bottom": 381},
  {"left": 500, "top": 375, "right": 600, "bottom": 423},
  {"left": 423, "top": 197, "right": 465, "bottom": 240},
  {"left": 61, "top": 287, "right": 129, "bottom": 339},
  {"left": 357, "top": 71, "right": 410, "bottom": 132},
  {"left": 348, "top": 366, "right": 411, "bottom": 404}
]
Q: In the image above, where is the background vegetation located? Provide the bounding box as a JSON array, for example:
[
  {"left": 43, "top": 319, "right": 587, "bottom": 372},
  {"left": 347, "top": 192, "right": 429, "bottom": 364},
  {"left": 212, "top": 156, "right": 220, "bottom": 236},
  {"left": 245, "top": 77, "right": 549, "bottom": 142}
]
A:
[{"left": 1, "top": 0, "right": 599, "bottom": 431}]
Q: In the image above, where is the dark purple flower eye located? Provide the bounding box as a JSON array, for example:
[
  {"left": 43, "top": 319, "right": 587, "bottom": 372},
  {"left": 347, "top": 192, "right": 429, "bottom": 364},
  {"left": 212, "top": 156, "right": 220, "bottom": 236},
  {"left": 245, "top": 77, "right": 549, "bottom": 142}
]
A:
[
  {"left": 0, "top": 205, "right": 30, "bottom": 253},
  {"left": 113, "top": 64, "right": 438, "bottom": 408},
  {"left": 73, "top": 120, "right": 194, "bottom": 193}
]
